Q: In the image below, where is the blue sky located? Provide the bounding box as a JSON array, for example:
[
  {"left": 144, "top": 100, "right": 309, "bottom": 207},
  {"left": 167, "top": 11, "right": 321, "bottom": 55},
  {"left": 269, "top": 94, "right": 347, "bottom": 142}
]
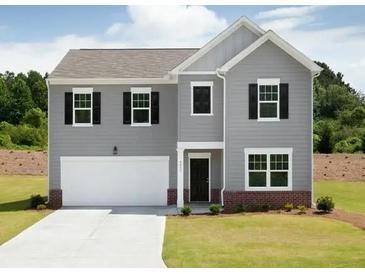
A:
[{"left": 0, "top": 5, "right": 365, "bottom": 91}]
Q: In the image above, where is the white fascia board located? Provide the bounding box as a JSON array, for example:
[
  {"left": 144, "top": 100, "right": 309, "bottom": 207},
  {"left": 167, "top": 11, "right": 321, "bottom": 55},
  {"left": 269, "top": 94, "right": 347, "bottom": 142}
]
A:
[
  {"left": 169, "top": 16, "right": 265, "bottom": 74},
  {"left": 219, "top": 30, "right": 323, "bottom": 74},
  {"left": 178, "top": 71, "right": 217, "bottom": 75},
  {"left": 48, "top": 77, "right": 177, "bottom": 85},
  {"left": 177, "top": 142, "right": 224, "bottom": 150}
]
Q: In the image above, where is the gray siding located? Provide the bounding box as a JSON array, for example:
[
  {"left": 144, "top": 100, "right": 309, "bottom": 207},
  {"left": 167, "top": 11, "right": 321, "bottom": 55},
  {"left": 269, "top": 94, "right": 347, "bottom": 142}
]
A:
[
  {"left": 49, "top": 84, "right": 178, "bottom": 189},
  {"left": 183, "top": 149, "right": 222, "bottom": 189},
  {"left": 186, "top": 25, "right": 258, "bottom": 71},
  {"left": 178, "top": 75, "right": 223, "bottom": 142},
  {"left": 225, "top": 41, "right": 312, "bottom": 191}
]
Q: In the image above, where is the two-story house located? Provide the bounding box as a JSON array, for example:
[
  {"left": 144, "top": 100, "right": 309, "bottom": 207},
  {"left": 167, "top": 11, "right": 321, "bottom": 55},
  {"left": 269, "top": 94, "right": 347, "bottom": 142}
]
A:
[{"left": 47, "top": 17, "right": 322, "bottom": 212}]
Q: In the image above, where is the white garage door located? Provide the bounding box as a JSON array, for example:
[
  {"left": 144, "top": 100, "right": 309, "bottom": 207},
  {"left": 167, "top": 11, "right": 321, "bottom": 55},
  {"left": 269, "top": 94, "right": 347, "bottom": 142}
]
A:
[{"left": 61, "top": 156, "right": 169, "bottom": 206}]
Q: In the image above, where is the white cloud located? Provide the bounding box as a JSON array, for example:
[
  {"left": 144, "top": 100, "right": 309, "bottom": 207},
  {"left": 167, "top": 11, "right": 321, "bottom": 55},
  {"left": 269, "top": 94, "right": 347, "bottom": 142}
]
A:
[
  {"left": 106, "top": 23, "right": 123, "bottom": 36},
  {"left": 0, "top": 35, "right": 128, "bottom": 75},
  {"left": 256, "top": 6, "right": 365, "bottom": 92},
  {"left": 105, "top": 6, "right": 228, "bottom": 47},
  {"left": 256, "top": 6, "right": 323, "bottom": 20},
  {"left": 0, "top": 6, "right": 227, "bottom": 75}
]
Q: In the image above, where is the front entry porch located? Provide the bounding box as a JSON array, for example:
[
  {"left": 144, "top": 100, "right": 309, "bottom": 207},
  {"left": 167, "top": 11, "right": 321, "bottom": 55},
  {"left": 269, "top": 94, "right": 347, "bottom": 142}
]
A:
[{"left": 176, "top": 142, "right": 224, "bottom": 208}]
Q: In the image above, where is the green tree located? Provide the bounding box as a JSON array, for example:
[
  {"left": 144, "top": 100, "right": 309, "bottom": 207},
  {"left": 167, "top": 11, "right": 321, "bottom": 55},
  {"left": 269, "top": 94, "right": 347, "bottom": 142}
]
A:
[
  {"left": 0, "top": 78, "right": 10, "bottom": 121},
  {"left": 315, "top": 120, "right": 335, "bottom": 153},
  {"left": 26, "top": 71, "right": 48, "bottom": 112},
  {"left": 8, "top": 78, "right": 34, "bottom": 124},
  {"left": 317, "top": 84, "right": 357, "bottom": 119}
]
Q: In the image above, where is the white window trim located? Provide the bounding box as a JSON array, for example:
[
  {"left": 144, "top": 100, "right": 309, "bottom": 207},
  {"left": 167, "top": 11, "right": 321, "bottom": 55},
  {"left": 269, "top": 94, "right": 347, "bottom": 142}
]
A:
[
  {"left": 190, "top": 81, "right": 214, "bottom": 116},
  {"left": 188, "top": 152, "right": 211, "bottom": 202},
  {"left": 244, "top": 147, "right": 293, "bottom": 191},
  {"left": 257, "top": 78, "right": 280, "bottom": 122},
  {"left": 72, "top": 87, "right": 93, "bottom": 127},
  {"left": 131, "top": 87, "right": 151, "bottom": 127}
]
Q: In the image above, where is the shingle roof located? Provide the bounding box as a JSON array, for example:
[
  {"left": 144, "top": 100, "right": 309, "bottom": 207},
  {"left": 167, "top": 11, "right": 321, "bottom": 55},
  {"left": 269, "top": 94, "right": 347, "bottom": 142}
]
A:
[{"left": 49, "top": 48, "right": 199, "bottom": 79}]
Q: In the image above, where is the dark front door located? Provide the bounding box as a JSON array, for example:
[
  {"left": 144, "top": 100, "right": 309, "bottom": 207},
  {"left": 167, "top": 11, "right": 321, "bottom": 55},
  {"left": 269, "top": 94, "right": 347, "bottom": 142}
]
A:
[{"left": 190, "top": 158, "right": 209, "bottom": 202}]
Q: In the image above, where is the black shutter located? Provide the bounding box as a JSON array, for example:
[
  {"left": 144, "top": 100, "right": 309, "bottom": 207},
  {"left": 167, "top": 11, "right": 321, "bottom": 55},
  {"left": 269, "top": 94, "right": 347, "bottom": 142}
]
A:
[
  {"left": 151, "top": 92, "right": 159, "bottom": 124},
  {"left": 248, "top": 84, "right": 258, "bottom": 119},
  {"left": 65, "top": 92, "right": 73, "bottom": 125},
  {"left": 123, "top": 92, "right": 131, "bottom": 124},
  {"left": 280, "top": 83, "right": 289, "bottom": 119},
  {"left": 93, "top": 92, "right": 101, "bottom": 124}
]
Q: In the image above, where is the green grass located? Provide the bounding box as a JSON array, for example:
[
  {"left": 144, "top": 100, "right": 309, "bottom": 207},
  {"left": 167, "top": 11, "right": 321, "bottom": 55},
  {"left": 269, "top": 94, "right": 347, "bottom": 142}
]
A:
[
  {"left": 315, "top": 180, "right": 365, "bottom": 214},
  {"left": 0, "top": 175, "right": 51, "bottom": 245},
  {"left": 163, "top": 215, "right": 365, "bottom": 268}
]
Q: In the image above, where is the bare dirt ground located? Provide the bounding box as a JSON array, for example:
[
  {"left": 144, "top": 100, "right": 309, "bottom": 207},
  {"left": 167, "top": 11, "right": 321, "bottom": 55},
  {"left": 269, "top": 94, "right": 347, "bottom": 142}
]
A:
[
  {"left": 0, "top": 150, "right": 47, "bottom": 175},
  {"left": 0, "top": 150, "right": 363, "bottom": 181},
  {"left": 314, "top": 153, "right": 365, "bottom": 181}
]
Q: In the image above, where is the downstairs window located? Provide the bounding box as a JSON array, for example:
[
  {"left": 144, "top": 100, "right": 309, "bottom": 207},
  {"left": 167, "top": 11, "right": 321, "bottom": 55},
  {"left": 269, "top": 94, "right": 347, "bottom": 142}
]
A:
[{"left": 245, "top": 148, "right": 292, "bottom": 191}]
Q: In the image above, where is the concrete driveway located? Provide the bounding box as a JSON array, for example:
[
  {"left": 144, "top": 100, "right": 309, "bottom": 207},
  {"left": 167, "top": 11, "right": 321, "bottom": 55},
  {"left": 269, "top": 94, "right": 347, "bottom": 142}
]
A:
[{"left": 0, "top": 207, "right": 177, "bottom": 267}]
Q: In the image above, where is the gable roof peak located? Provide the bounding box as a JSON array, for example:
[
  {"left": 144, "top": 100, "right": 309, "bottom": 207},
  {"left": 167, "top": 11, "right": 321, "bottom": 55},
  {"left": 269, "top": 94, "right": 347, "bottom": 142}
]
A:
[
  {"left": 218, "top": 29, "right": 322, "bottom": 74},
  {"left": 169, "top": 16, "right": 265, "bottom": 74}
]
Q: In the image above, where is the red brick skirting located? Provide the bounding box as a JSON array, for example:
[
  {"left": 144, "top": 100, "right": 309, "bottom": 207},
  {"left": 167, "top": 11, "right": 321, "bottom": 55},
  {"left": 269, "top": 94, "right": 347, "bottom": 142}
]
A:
[
  {"left": 167, "top": 188, "right": 221, "bottom": 205},
  {"left": 223, "top": 191, "right": 311, "bottom": 213},
  {"left": 49, "top": 189, "right": 62, "bottom": 209}
]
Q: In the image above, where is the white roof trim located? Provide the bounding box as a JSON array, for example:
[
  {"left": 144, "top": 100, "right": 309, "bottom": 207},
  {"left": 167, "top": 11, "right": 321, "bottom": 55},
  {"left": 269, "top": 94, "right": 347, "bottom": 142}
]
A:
[
  {"left": 48, "top": 77, "right": 177, "bottom": 85},
  {"left": 169, "top": 16, "right": 265, "bottom": 74},
  {"left": 218, "top": 30, "right": 323, "bottom": 73}
]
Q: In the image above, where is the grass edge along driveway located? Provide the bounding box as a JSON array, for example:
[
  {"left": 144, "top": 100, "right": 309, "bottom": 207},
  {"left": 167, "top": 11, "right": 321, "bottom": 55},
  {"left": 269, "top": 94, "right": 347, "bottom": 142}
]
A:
[{"left": 0, "top": 175, "right": 52, "bottom": 245}]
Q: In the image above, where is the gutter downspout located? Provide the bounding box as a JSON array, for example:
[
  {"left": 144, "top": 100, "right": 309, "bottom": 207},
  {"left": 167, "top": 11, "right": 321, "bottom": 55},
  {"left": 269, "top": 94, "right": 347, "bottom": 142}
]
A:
[
  {"left": 45, "top": 79, "right": 50, "bottom": 204},
  {"left": 216, "top": 69, "right": 226, "bottom": 207},
  {"left": 311, "top": 71, "right": 321, "bottom": 208}
]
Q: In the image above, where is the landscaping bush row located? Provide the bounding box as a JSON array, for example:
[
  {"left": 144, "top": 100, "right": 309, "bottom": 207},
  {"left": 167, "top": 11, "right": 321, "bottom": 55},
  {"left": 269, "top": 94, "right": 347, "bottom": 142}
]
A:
[{"left": 180, "top": 196, "right": 334, "bottom": 216}]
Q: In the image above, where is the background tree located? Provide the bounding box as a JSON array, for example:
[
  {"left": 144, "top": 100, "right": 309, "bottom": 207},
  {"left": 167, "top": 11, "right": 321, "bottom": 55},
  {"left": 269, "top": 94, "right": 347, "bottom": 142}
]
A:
[{"left": 8, "top": 78, "right": 34, "bottom": 124}]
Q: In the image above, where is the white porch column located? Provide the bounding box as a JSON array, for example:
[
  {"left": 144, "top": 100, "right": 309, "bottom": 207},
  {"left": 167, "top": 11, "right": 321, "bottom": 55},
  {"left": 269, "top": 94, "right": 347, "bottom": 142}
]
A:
[{"left": 176, "top": 148, "right": 185, "bottom": 208}]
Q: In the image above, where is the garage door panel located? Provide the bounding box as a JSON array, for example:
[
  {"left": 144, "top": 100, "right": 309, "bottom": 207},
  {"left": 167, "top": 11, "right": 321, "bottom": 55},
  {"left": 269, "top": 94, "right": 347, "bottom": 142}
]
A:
[{"left": 61, "top": 157, "right": 169, "bottom": 206}]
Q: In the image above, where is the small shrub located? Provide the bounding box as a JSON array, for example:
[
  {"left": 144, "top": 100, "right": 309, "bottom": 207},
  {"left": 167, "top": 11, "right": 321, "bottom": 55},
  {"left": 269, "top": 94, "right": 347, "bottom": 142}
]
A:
[
  {"left": 180, "top": 206, "right": 192, "bottom": 216},
  {"left": 209, "top": 204, "right": 222, "bottom": 215},
  {"left": 30, "top": 194, "right": 46, "bottom": 209},
  {"left": 297, "top": 205, "right": 307, "bottom": 214},
  {"left": 284, "top": 203, "right": 294, "bottom": 212},
  {"left": 36, "top": 204, "right": 47, "bottom": 210},
  {"left": 22, "top": 108, "right": 46, "bottom": 128},
  {"left": 334, "top": 137, "right": 362, "bottom": 153},
  {"left": 260, "top": 204, "right": 271, "bottom": 212},
  {"left": 235, "top": 204, "right": 247, "bottom": 213},
  {"left": 0, "top": 134, "right": 13, "bottom": 148},
  {"left": 316, "top": 196, "right": 335, "bottom": 212}
]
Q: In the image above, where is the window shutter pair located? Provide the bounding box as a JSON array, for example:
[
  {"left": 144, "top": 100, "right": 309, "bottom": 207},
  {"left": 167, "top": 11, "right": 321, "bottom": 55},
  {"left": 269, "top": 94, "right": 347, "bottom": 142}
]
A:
[
  {"left": 64, "top": 92, "right": 101, "bottom": 124},
  {"left": 123, "top": 92, "right": 159, "bottom": 124},
  {"left": 248, "top": 83, "right": 289, "bottom": 119}
]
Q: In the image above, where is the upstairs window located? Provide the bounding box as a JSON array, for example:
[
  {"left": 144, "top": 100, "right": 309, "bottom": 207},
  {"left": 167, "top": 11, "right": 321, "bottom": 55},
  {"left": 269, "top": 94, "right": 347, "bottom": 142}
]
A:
[
  {"left": 191, "top": 81, "right": 213, "bottom": 115},
  {"left": 73, "top": 88, "right": 93, "bottom": 126},
  {"left": 131, "top": 87, "right": 151, "bottom": 126},
  {"left": 257, "top": 79, "right": 280, "bottom": 121}
]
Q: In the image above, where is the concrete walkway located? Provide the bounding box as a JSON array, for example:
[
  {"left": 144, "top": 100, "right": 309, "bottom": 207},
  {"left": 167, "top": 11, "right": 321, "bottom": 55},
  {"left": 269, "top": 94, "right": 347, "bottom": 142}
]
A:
[{"left": 0, "top": 207, "right": 177, "bottom": 267}]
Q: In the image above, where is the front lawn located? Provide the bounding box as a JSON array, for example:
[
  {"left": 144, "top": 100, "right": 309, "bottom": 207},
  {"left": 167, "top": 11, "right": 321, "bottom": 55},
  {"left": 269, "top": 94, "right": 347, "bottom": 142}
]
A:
[
  {"left": 315, "top": 180, "right": 365, "bottom": 214},
  {"left": 0, "top": 175, "right": 51, "bottom": 245},
  {"left": 163, "top": 215, "right": 365, "bottom": 267}
]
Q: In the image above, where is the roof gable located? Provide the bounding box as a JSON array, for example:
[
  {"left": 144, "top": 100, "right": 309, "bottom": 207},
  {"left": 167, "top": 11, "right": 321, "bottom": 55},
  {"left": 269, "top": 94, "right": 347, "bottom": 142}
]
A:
[
  {"left": 169, "top": 16, "right": 265, "bottom": 74},
  {"left": 218, "top": 30, "right": 322, "bottom": 74}
]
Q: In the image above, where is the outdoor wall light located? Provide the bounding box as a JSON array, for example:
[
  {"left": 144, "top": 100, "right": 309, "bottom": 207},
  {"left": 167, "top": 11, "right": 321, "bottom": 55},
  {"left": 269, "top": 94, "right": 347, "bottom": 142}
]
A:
[{"left": 113, "top": 146, "right": 118, "bottom": 155}]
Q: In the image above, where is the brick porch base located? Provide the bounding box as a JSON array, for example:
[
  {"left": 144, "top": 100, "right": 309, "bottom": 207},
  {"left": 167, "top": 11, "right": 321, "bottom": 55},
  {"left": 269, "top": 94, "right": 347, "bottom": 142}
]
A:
[
  {"left": 167, "top": 188, "right": 221, "bottom": 205},
  {"left": 223, "top": 191, "right": 312, "bottom": 213},
  {"left": 49, "top": 189, "right": 62, "bottom": 209}
]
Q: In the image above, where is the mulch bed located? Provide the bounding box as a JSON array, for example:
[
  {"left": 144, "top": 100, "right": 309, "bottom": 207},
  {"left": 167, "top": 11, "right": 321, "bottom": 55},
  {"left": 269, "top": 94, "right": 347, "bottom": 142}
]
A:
[
  {"left": 314, "top": 153, "right": 365, "bottom": 181},
  {"left": 0, "top": 150, "right": 47, "bottom": 176}
]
